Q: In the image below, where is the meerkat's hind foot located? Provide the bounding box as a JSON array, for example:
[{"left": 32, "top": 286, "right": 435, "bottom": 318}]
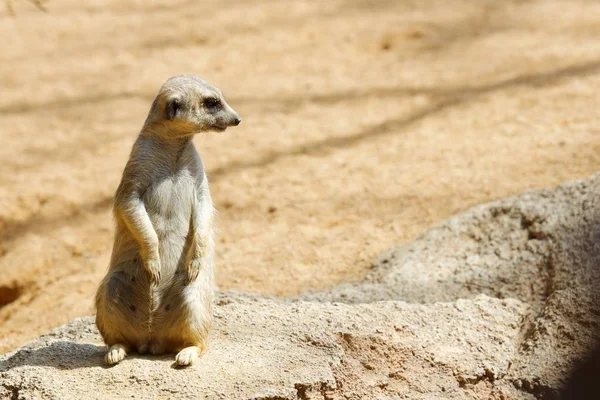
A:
[
  {"left": 149, "top": 341, "right": 165, "bottom": 355},
  {"left": 175, "top": 346, "right": 200, "bottom": 367},
  {"left": 137, "top": 342, "right": 149, "bottom": 355},
  {"left": 104, "top": 343, "right": 128, "bottom": 365}
]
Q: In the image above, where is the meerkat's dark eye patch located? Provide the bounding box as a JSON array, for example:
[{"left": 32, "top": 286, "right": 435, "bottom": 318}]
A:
[
  {"left": 166, "top": 98, "right": 182, "bottom": 120},
  {"left": 204, "top": 97, "right": 221, "bottom": 110}
]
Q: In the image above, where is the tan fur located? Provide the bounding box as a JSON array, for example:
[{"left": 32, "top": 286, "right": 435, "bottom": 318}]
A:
[{"left": 95, "top": 75, "right": 240, "bottom": 366}]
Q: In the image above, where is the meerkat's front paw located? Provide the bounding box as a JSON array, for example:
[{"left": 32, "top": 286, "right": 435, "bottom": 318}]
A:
[
  {"left": 104, "top": 344, "right": 128, "bottom": 365},
  {"left": 175, "top": 346, "right": 200, "bottom": 366},
  {"left": 145, "top": 257, "right": 162, "bottom": 284},
  {"left": 185, "top": 258, "right": 201, "bottom": 284}
]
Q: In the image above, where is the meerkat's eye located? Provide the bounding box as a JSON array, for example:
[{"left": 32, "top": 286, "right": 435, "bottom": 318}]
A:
[{"left": 204, "top": 98, "right": 221, "bottom": 110}]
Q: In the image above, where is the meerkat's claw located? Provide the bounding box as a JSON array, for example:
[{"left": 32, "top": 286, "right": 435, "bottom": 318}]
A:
[
  {"left": 146, "top": 258, "right": 161, "bottom": 284},
  {"left": 185, "top": 258, "right": 201, "bottom": 284},
  {"left": 150, "top": 270, "right": 161, "bottom": 284},
  {"left": 175, "top": 346, "right": 200, "bottom": 366},
  {"left": 105, "top": 344, "right": 128, "bottom": 365}
]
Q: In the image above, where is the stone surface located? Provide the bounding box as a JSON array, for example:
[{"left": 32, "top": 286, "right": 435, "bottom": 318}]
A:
[{"left": 2, "top": 173, "right": 600, "bottom": 399}]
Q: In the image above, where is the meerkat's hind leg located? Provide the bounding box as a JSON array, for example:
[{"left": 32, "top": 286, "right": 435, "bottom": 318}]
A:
[
  {"left": 175, "top": 346, "right": 201, "bottom": 366},
  {"left": 104, "top": 343, "right": 129, "bottom": 365}
]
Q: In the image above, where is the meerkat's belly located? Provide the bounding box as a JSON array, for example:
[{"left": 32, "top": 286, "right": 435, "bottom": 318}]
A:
[{"left": 144, "top": 174, "right": 196, "bottom": 272}]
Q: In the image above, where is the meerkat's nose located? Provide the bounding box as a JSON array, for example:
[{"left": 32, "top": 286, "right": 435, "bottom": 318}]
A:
[{"left": 233, "top": 116, "right": 241, "bottom": 126}]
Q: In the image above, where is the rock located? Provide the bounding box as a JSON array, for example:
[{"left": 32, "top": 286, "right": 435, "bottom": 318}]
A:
[
  {"left": 0, "top": 296, "right": 527, "bottom": 400},
  {"left": 2, "top": 173, "right": 600, "bottom": 399}
]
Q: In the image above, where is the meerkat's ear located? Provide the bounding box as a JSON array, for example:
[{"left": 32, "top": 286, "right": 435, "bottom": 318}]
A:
[{"left": 166, "top": 97, "right": 182, "bottom": 120}]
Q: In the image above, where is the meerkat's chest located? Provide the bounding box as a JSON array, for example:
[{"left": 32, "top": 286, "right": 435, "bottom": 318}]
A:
[{"left": 143, "top": 171, "right": 198, "bottom": 234}]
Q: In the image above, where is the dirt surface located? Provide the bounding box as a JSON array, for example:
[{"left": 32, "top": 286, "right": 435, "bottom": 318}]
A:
[
  {"left": 2, "top": 174, "right": 599, "bottom": 399},
  {"left": 1, "top": 0, "right": 600, "bottom": 353}
]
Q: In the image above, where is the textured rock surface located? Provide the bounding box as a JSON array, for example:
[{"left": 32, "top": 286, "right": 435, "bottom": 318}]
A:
[{"left": 2, "top": 174, "right": 600, "bottom": 399}]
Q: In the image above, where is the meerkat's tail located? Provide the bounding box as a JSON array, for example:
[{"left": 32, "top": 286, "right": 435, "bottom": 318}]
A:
[{"left": 148, "top": 281, "right": 161, "bottom": 335}]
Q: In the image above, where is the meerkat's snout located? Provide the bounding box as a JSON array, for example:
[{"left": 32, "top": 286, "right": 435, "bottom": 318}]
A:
[
  {"left": 210, "top": 102, "right": 241, "bottom": 132},
  {"left": 222, "top": 103, "right": 241, "bottom": 127},
  {"left": 199, "top": 91, "right": 241, "bottom": 132},
  {"left": 224, "top": 109, "right": 241, "bottom": 127}
]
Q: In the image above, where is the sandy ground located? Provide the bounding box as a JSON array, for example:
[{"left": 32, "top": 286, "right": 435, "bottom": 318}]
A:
[{"left": 0, "top": 0, "right": 599, "bottom": 353}]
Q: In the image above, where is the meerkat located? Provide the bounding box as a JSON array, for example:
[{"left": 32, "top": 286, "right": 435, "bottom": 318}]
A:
[{"left": 95, "top": 75, "right": 240, "bottom": 367}]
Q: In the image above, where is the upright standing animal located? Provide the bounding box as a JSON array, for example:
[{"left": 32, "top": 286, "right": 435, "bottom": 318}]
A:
[{"left": 95, "top": 75, "right": 241, "bottom": 366}]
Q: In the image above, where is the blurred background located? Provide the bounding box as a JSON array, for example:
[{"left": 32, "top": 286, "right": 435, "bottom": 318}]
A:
[{"left": 1, "top": 0, "right": 599, "bottom": 353}]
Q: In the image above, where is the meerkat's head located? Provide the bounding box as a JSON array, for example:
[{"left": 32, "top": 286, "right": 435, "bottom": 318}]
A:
[{"left": 144, "top": 75, "right": 241, "bottom": 137}]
